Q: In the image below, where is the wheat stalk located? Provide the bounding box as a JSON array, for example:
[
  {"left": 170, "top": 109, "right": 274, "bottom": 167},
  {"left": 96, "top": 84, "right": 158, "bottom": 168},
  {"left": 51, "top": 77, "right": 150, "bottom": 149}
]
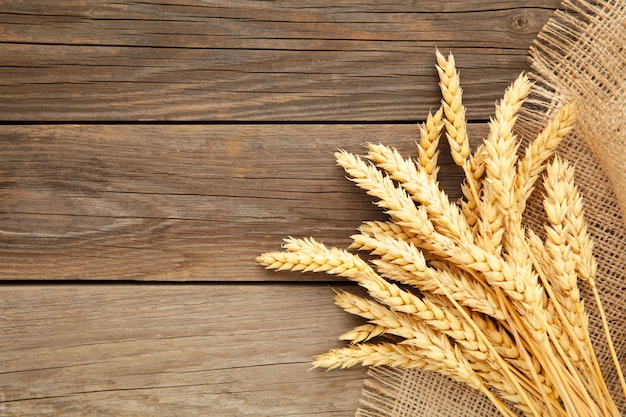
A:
[
  {"left": 436, "top": 49, "right": 470, "bottom": 169},
  {"left": 515, "top": 102, "right": 577, "bottom": 213}
]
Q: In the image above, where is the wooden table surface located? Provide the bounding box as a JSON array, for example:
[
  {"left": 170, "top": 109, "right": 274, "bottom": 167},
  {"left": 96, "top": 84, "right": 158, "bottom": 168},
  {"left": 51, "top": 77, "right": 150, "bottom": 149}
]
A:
[{"left": 0, "top": 1, "right": 562, "bottom": 416}]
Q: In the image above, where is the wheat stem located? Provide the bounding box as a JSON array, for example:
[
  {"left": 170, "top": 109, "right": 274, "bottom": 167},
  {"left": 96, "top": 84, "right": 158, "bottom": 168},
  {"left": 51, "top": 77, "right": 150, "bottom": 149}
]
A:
[
  {"left": 427, "top": 268, "right": 544, "bottom": 417},
  {"left": 589, "top": 278, "right": 626, "bottom": 400}
]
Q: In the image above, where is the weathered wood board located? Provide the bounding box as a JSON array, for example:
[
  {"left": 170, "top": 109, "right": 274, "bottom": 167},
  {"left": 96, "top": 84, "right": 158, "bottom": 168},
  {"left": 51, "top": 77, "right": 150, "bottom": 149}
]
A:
[
  {"left": 0, "top": 284, "right": 367, "bottom": 416},
  {"left": 0, "top": 1, "right": 560, "bottom": 121},
  {"left": 0, "top": 124, "right": 488, "bottom": 281},
  {"left": 0, "top": 1, "right": 559, "bottom": 416}
]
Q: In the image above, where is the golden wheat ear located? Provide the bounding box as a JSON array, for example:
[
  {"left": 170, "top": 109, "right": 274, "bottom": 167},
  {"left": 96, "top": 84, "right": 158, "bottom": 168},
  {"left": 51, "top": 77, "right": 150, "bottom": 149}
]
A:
[
  {"left": 515, "top": 102, "right": 577, "bottom": 213},
  {"left": 435, "top": 49, "right": 470, "bottom": 169},
  {"left": 417, "top": 107, "right": 444, "bottom": 179}
]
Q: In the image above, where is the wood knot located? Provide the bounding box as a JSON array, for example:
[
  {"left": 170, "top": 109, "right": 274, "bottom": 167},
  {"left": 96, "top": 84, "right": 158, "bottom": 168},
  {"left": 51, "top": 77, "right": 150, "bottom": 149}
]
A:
[{"left": 513, "top": 15, "right": 529, "bottom": 30}]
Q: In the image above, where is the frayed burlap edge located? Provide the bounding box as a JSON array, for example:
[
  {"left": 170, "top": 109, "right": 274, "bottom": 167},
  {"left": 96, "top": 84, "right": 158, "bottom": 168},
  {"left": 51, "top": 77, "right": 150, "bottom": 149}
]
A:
[
  {"left": 529, "top": 0, "right": 626, "bottom": 222},
  {"left": 355, "top": 1, "right": 626, "bottom": 416}
]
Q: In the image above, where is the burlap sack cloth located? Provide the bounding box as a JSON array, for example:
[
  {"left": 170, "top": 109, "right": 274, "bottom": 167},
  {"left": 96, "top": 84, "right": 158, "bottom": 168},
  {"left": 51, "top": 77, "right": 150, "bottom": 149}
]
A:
[{"left": 355, "top": 0, "right": 626, "bottom": 416}]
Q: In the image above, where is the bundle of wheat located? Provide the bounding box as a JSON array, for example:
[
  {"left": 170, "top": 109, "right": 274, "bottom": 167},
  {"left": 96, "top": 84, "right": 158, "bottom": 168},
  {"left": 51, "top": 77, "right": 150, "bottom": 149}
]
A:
[{"left": 257, "top": 51, "right": 625, "bottom": 417}]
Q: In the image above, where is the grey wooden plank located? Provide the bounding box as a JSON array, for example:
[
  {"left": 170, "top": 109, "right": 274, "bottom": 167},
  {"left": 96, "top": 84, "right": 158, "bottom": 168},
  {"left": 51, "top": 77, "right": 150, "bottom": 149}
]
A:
[
  {"left": 0, "top": 123, "right": 488, "bottom": 281},
  {"left": 0, "top": 1, "right": 560, "bottom": 121},
  {"left": 0, "top": 283, "right": 367, "bottom": 416}
]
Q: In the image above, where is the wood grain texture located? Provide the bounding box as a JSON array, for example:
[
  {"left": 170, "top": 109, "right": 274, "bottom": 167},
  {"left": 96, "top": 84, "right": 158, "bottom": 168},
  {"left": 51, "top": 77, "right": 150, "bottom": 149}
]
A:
[
  {"left": 0, "top": 2, "right": 559, "bottom": 416},
  {"left": 0, "top": 283, "right": 367, "bottom": 416},
  {"left": 0, "top": 123, "right": 488, "bottom": 281},
  {"left": 0, "top": 0, "right": 560, "bottom": 121}
]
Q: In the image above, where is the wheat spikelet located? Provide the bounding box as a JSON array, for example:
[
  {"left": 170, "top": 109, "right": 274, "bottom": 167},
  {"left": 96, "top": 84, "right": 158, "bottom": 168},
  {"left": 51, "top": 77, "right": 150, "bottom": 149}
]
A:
[
  {"left": 334, "top": 290, "right": 498, "bottom": 371},
  {"left": 372, "top": 257, "right": 507, "bottom": 322},
  {"left": 312, "top": 342, "right": 429, "bottom": 370},
  {"left": 461, "top": 143, "right": 487, "bottom": 232},
  {"left": 273, "top": 239, "right": 499, "bottom": 366},
  {"left": 417, "top": 107, "right": 444, "bottom": 178},
  {"left": 350, "top": 220, "right": 442, "bottom": 263},
  {"left": 435, "top": 49, "right": 487, "bottom": 219},
  {"left": 257, "top": 239, "right": 363, "bottom": 276},
  {"left": 413, "top": 231, "right": 548, "bottom": 341},
  {"left": 335, "top": 149, "right": 458, "bottom": 258},
  {"left": 336, "top": 290, "right": 508, "bottom": 388},
  {"left": 557, "top": 161, "right": 626, "bottom": 409},
  {"left": 349, "top": 220, "right": 420, "bottom": 251},
  {"left": 430, "top": 262, "right": 507, "bottom": 322},
  {"left": 259, "top": 238, "right": 427, "bottom": 315},
  {"left": 339, "top": 324, "right": 386, "bottom": 344}
]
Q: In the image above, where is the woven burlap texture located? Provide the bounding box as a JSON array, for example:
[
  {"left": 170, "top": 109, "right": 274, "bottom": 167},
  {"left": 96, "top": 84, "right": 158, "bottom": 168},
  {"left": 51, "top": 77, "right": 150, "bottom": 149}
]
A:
[{"left": 355, "top": 1, "right": 626, "bottom": 416}]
